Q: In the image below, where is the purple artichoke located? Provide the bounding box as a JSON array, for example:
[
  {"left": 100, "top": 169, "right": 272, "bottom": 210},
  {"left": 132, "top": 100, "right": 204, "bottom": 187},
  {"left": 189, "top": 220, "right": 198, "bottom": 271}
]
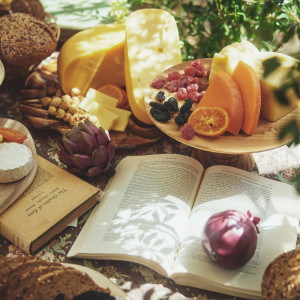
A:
[{"left": 58, "top": 119, "right": 115, "bottom": 177}]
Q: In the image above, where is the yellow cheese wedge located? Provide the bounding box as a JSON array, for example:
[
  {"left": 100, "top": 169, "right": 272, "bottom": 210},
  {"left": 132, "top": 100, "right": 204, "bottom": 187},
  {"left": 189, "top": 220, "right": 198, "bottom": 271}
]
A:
[
  {"left": 57, "top": 23, "right": 126, "bottom": 96},
  {"left": 125, "top": 8, "right": 182, "bottom": 125},
  {"left": 103, "top": 105, "right": 132, "bottom": 132}
]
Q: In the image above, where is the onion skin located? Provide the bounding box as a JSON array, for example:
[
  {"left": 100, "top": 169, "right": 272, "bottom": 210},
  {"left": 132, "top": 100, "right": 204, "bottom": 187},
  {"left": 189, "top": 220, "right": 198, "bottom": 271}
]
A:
[{"left": 202, "top": 209, "right": 260, "bottom": 270}]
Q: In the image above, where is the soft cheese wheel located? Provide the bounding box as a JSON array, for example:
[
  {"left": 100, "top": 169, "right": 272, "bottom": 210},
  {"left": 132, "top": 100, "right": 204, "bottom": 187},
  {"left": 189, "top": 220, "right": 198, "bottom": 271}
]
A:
[
  {"left": 57, "top": 23, "right": 126, "bottom": 96},
  {"left": 0, "top": 142, "right": 33, "bottom": 183},
  {"left": 125, "top": 8, "right": 182, "bottom": 125}
]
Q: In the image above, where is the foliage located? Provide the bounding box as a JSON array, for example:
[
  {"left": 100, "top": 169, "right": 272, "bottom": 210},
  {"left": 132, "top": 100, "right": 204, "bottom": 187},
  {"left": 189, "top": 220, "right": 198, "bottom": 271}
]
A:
[{"left": 119, "top": 0, "right": 300, "bottom": 60}]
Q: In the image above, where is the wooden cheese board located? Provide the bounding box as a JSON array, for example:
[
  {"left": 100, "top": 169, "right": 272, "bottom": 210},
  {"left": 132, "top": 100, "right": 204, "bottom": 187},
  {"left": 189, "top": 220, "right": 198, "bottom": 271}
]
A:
[
  {"left": 144, "top": 58, "right": 300, "bottom": 170},
  {"left": 19, "top": 53, "right": 162, "bottom": 149},
  {"left": 0, "top": 118, "right": 38, "bottom": 214}
]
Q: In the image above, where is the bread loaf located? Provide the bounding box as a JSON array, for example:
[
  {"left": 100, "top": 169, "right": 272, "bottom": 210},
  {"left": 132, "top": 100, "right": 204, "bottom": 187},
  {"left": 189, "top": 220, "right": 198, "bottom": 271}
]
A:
[
  {"left": 32, "top": 268, "right": 109, "bottom": 300},
  {"left": 0, "top": 13, "right": 57, "bottom": 69},
  {"left": 0, "top": 255, "right": 111, "bottom": 300},
  {"left": 0, "top": 256, "right": 37, "bottom": 296},
  {"left": 261, "top": 249, "right": 300, "bottom": 299},
  {"left": 10, "top": 0, "right": 46, "bottom": 20},
  {"left": 3, "top": 258, "right": 61, "bottom": 299}
]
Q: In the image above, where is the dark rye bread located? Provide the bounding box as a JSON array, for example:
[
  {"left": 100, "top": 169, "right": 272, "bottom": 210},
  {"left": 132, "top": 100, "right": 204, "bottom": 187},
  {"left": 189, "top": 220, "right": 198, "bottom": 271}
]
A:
[
  {"left": 0, "top": 256, "right": 36, "bottom": 296},
  {"left": 10, "top": 0, "right": 46, "bottom": 20},
  {"left": 31, "top": 268, "right": 110, "bottom": 300},
  {"left": 261, "top": 249, "right": 300, "bottom": 299},
  {"left": 0, "top": 13, "right": 57, "bottom": 69},
  {"left": 15, "top": 265, "right": 66, "bottom": 300},
  {"left": 2, "top": 258, "right": 62, "bottom": 300}
]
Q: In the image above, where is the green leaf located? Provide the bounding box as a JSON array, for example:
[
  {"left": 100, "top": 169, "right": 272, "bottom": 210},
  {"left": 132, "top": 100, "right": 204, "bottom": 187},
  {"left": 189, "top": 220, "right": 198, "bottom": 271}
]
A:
[
  {"left": 283, "top": 25, "right": 297, "bottom": 43},
  {"left": 273, "top": 88, "right": 290, "bottom": 106},
  {"left": 278, "top": 119, "right": 300, "bottom": 145},
  {"left": 257, "top": 24, "right": 273, "bottom": 41},
  {"left": 262, "top": 57, "right": 281, "bottom": 78}
]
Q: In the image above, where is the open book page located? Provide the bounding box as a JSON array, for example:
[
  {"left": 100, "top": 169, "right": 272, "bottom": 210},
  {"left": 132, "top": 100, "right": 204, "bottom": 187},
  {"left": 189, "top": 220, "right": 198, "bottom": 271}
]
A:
[
  {"left": 68, "top": 154, "right": 205, "bottom": 276},
  {"left": 171, "top": 165, "right": 299, "bottom": 298}
]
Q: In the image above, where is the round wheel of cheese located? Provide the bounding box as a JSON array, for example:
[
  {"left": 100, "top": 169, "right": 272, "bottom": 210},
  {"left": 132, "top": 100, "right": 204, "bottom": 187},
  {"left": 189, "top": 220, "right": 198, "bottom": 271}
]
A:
[{"left": 0, "top": 142, "right": 34, "bottom": 183}]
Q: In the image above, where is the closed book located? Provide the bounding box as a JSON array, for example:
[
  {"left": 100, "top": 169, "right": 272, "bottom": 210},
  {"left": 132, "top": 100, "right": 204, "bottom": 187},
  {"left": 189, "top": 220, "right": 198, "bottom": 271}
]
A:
[{"left": 0, "top": 156, "right": 100, "bottom": 254}]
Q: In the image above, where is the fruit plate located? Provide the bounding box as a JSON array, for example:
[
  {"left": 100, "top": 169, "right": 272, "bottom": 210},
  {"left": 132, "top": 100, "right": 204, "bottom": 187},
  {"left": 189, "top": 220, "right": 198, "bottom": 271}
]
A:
[
  {"left": 19, "top": 53, "right": 162, "bottom": 149},
  {"left": 144, "top": 58, "right": 300, "bottom": 155},
  {"left": 0, "top": 118, "right": 38, "bottom": 214},
  {"left": 63, "top": 263, "right": 130, "bottom": 299}
]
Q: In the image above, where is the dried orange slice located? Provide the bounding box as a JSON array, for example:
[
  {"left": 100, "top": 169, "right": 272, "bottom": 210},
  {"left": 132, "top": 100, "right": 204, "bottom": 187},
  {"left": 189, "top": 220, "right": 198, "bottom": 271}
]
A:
[
  {"left": 97, "top": 84, "right": 125, "bottom": 107},
  {"left": 188, "top": 107, "right": 230, "bottom": 137}
]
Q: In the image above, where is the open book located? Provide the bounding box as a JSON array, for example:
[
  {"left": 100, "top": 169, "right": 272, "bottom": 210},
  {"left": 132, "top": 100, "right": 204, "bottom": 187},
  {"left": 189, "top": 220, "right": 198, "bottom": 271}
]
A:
[{"left": 67, "top": 154, "right": 299, "bottom": 299}]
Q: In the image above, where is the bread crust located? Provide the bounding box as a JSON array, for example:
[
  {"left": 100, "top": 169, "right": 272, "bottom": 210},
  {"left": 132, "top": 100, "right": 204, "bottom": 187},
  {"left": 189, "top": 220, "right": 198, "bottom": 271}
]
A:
[
  {"left": 10, "top": 0, "right": 46, "bottom": 21},
  {"left": 0, "top": 256, "right": 111, "bottom": 299},
  {"left": 261, "top": 249, "right": 300, "bottom": 299},
  {"left": 0, "top": 13, "right": 57, "bottom": 69}
]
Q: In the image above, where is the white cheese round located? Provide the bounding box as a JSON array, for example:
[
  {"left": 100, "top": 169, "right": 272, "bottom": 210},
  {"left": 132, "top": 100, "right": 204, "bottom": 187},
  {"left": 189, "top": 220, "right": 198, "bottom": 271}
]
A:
[{"left": 0, "top": 142, "right": 34, "bottom": 183}]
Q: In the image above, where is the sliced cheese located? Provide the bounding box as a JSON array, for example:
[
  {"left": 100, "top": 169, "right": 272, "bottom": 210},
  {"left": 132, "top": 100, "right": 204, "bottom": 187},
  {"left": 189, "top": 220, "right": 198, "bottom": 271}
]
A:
[
  {"left": 79, "top": 88, "right": 131, "bottom": 132},
  {"left": 79, "top": 88, "right": 119, "bottom": 113},
  {"left": 209, "top": 41, "right": 299, "bottom": 121},
  {"left": 125, "top": 8, "right": 182, "bottom": 125},
  {"left": 95, "top": 106, "right": 119, "bottom": 130},
  {"left": 0, "top": 142, "right": 33, "bottom": 183},
  {"left": 209, "top": 40, "right": 261, "bottom": 81},
  {"left": 57, "top": 23, "right": 125, "bottom": 96},
  {"left": 103, "top": 105, "right": 132, "bottom": 132},
  {"left": 85, "top": 88, "right": 119, "bottom": 107}
]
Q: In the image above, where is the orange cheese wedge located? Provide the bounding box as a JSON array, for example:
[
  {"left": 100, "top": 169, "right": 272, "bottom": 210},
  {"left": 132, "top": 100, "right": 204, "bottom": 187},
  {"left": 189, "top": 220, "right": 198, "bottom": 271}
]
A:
[
  {"left": 232, "top": 61, "right": 261, "bottom": 135},
  {"left": 198, "top": 71, "right": 244, "bottom": 135}
]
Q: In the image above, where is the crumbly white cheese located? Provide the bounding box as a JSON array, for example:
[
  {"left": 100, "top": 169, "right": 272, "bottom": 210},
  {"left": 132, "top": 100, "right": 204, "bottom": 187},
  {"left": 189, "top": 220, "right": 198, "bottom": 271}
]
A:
[{"left": 0, "top": 142, "right": 34, "bottom": 183}]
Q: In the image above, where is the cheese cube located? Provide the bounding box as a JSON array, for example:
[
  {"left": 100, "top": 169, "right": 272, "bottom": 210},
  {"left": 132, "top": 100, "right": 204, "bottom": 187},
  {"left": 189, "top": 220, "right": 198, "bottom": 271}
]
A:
[
  {"left": 125, "top": 9, "right": 182, "bottom": 125},
  {"left": 95, "top": 106, "right": 119, "bottom": 130},
  {"left": 258, "top": 52, "right": 299, "bottom": 121},
  {"left": 103, "top": 106, "right": 131, "bottom": 132},
  {"left": 57, "top": 23, "right": 125, "bottom": 96},
  {"left": 79, "top": 88, "right": 119, "bottom": 110}
]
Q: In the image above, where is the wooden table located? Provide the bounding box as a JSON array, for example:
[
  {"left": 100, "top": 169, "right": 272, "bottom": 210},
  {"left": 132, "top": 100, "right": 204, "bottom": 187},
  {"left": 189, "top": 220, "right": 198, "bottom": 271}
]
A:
[{"left": 0, "top": 83, "right": 299, "bottom": 300}]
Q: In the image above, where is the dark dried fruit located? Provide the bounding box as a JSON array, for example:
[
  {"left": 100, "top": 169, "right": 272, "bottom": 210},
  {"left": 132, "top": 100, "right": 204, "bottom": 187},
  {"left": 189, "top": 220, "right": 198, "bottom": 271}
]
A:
[
  {"left": 163, "top": 97, "right": 179, "bottom": 112},
  {"left": 155, "top": 91, "right": 165, "bottom": 102},
  {"left": 150, "top": 107, "right": 171, "bottom": 122},
  {"left": 179, "top": 98, "right": 193, "bottom": 113},
  {"left": 175, "top": 110, "right": 192, "bottom": 125},
  {"left": 149, "top": 101, "right": 170, "bottom": 111}
]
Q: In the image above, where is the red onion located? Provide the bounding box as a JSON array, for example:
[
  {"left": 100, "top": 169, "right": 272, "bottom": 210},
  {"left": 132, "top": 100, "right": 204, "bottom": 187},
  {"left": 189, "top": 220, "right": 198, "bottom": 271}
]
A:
[{"left": 202, "top": 209, "right": 260, "bottom": 270}]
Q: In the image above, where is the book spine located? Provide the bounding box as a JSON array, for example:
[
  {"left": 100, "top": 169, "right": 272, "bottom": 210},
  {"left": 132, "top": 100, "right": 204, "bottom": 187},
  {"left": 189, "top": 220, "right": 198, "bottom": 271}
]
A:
[{"left": 0, "top": 221, "right": 31, "bottom": 253}]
